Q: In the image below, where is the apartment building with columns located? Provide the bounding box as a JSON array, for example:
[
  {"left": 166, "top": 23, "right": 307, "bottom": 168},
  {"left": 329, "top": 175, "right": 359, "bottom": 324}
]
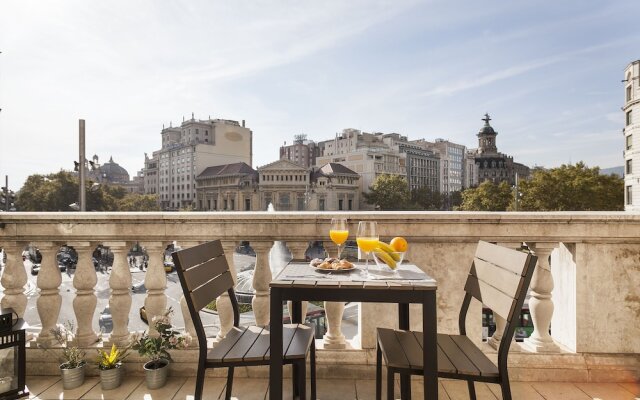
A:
[
  {"left": 143, "top": 114, "right": 253, "bottom": 210},
  {"left": 195, "top": 159, "right": 360, "bottom": 211}
]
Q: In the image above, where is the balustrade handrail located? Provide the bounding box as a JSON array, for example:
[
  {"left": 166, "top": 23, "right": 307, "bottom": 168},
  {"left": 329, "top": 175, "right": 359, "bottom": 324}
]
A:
[{"left": 0, "top": 211, "right": 638, "bottom": 370}]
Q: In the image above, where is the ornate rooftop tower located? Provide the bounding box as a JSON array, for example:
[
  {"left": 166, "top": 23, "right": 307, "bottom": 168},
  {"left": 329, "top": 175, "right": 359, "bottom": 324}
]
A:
[{"left": 477, "top": 113, "right": 498, "bottom": 155}]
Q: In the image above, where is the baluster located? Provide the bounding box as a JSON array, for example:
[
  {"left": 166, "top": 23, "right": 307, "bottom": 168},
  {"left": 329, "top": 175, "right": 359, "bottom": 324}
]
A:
[
  {"left": 0, "top": 242, "right": 28, "bottom": 318},
  {"left": 36, "top": 243, "right": 63, "bottom": 345},
  {"left": 214, "top": 242, "right": 238, "bottom": 342},
  {"left": 70, "top": 242, "right": 99, "bottom": 346},
  {"left": 251, "top": 241, "right": 273, "bottom": 327},
  {"left": 286, "top": 242, "right": 309, "bottom": 321},
  {"left": 106, "top": 242, "right": 131, "bottom": 346},
  {"left": 141, "top": 242, "right": 167, "bottom": 337},
  {"left": 523, "top": 242, "right": 560, "bottom": 352},
  {"left": 323, "top": 301, "right": 347, "bottom": 349}
]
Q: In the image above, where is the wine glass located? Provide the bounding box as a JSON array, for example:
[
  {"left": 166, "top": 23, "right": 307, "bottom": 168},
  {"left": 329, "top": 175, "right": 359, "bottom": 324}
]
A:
[
  {"left": 329, "top": 218, "right": 349, "bottom": 259},
  {"left": 356, "top": 221, "right": 378, "bottom": 278}
]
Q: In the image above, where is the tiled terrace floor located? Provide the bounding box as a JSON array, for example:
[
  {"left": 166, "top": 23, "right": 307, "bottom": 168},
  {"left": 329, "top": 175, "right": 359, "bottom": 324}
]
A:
[{"left": 24, "top": 376, "right": 640, "bottom": 400}]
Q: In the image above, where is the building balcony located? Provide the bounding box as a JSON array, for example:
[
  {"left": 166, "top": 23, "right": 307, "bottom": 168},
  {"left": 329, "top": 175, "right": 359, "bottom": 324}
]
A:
[{"left": 0, "top": 212, "right": 638, "bottom": 398}]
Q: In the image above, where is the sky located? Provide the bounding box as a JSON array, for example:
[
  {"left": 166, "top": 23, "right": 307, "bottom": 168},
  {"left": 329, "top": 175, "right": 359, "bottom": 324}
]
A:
[{"left": 1, "top": 0, "right": 639, "bottom": 189}]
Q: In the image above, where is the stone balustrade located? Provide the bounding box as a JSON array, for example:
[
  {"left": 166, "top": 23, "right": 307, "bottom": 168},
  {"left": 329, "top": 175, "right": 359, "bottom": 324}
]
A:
[{"left": 0, "top": 211, "right": 638, "bottom": 381}]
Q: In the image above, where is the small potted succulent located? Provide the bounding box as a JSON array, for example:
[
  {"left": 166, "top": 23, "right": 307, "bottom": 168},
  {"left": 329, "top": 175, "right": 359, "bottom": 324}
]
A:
[
  {"left": 131, "top": 308, "right": 191, "bottom": 389},
  {"left": 96, "top": 344, "right": 128, "bottom": 390},
  {"left": 50, "top": 321, "right": 86, "bottom": 390}
]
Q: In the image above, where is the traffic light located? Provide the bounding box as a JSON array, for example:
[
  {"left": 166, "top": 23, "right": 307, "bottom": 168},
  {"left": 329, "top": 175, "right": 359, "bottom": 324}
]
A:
[{"left": 0, "top": 189, "right": 16, "bottom": 211}]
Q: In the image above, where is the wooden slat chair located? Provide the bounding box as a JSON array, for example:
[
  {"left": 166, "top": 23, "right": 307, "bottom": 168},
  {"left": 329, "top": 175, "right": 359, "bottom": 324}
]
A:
[
  {"left": 173, "top": 240, "right": 316, "bottom": 400},
  {"left": 375, "top": 241, "right": 537, "bottom": 400}
]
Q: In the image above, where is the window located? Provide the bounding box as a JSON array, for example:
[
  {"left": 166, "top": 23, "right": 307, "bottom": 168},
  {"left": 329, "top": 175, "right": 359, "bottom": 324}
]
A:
[
  {"left": 627, "top": 135, "right": 633, "bottom": 150},
  {"left": 627, "top": 159, "right": 633, "bottom": 175},
  {"left": 338, "top": 199, "right": 343, "bottom": 210},
  {"left": 627, "top": 85, "right": 633, "bottom": 103},
  {"left": 627, "top": 110, "right": 633, "bottom": 126},
  {"left": 627, "top": 185, "right": 633, "bottom": 205},
  {"left": 245, "top": 198, "right": 251, "bottom": 211},
  {"left": 230, "top": 199, "right": 235, "bottom": 210},
  {"left": 319, "top": 198, "right": 325, "bottom": 211},
  {"left": 348, "top": 199, "right": 353, "bottom": 210}
]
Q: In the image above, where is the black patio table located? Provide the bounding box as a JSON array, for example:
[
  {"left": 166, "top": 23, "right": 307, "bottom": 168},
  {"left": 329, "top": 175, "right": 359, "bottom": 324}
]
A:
[{"left": 269, "top": 260, "right": 438, "bottom": 399}]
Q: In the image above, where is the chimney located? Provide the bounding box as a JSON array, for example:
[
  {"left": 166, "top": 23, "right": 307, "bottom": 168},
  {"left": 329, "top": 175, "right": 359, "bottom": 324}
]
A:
[{"left": 242, "top": 120, "right": 245, "bottom": 127}]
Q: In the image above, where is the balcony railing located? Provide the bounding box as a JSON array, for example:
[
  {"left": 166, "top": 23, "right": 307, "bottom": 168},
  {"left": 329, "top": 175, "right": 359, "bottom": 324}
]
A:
[{"left": 0, "top": 211, "right": 638, "bottom": 381}]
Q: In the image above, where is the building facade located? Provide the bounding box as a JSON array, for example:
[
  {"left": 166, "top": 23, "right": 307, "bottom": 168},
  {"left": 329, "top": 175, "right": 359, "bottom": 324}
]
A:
[
  {"left": 195, "top": 162, "right": 259, "bottom": 211},
  {"left": 421, "top": 139, "right": 466, "bottom": 195},
  {"left": 194, "top": 159, "right": 359, "bottom": 211},
  {"left": 624, "top": 60, "right": 640, "bottom": 211},
  {"left": 279, "top": 134, "right": 319, "bottom": 168},
  {"left": 382, "top": 134, "right": 440, "bottom": 194},
  {"left": 143, "top": 115, "right": 253, "bottom": 210},
  {"left": 315, "top": 129, "right": 405, "bottom": 209},
  {"left": 472, "top": 114, "right": 530, "bottom": 185}
]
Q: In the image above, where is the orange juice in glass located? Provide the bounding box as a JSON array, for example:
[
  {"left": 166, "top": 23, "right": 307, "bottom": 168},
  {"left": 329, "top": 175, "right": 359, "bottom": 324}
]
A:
[
  {"left": 330, "top": 218, "right": 348, "bottom": 259},
  {"left": 356, "top": 221, "right": 378, "bottom": 277}
]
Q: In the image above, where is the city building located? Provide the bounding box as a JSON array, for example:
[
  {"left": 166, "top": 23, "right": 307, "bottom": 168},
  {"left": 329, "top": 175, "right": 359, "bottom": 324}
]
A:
[
  {"left": 279, "top": 134, "right": 319, "bottom": 168},
  {"left": 195, "top": 162, "right": 259, "bottom": 211},
  {"left": 383, "top": 135, "right": 440, "bottom": 194},
  {"left": 75, "top": 155, "right": 144, "bottom": 193},
  {"left": 143, "top": 114, "right": 253, "bottom": 210},
  {"left": 315, "top": 129, "right": 405, "bottom": 209},
  {"left": 472, "top": 114, "right": 530, "bottom": 185},
  {"left": 421, "top": 139, "right": 466, "bottom": 195},
  {"left": 194, "top": 159, "right": 359, "bottom": 211},
  {"left": 624, "top": 60, "right": 640, "bottom": 211}
]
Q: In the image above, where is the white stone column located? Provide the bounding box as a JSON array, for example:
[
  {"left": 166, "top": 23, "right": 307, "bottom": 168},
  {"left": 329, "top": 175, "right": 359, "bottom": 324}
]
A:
[
  {"left": 214, "top": 242, "right": 238, "bottom": 342},
  {"left": 251, "top": 241, "right": 273, "bottom": 327},
  {"left": 323, "top": 301, "right": 347, "bottom": 349},
  {"left": 105, "top": 242, "right": 131, "bottom": 346},
  {"left": 286, "top": 241, "right": 309, "bottom": 321},
  {"left": 70, "top": 242, "right": 99, "bottom": 346},
  {"left": 36, "top": 243, "right": 63, "bottom": 345},
  {"left": 523, "top": 242, "right": 560, "bottom": 352},
  {"left": 141, "top": 242, "right": 167, "bottom": 337},
  {"left": 0, "top": 242, "right": 28, "bottom": 318}
]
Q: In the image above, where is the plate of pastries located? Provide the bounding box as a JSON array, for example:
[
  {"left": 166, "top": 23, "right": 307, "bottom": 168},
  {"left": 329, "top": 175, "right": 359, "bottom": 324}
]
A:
[{"left": 309, "top": 257, "right": 356, "bottom": 272}]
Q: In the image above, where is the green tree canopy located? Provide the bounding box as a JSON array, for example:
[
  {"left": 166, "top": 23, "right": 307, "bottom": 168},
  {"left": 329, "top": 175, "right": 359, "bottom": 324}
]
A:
[
  {"left": 363, "top": 174, "right": 412, "bottom": 210},
  {"left": 16, "top": 171, "right": 159, "bottom": 211},
  {"left": 459, "top": 180, "right": 513, "bottom": 211},
  {"left": 411, "top": 187, "right": 442, "bottom": 210},
  {"left": 518, "top": 162, "right": 623, "bottom": 211}
]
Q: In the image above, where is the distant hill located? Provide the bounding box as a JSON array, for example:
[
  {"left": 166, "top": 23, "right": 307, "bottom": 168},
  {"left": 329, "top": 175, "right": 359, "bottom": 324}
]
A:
[{"left": 600, "top": 166, "right": 624, "bottom": 177}]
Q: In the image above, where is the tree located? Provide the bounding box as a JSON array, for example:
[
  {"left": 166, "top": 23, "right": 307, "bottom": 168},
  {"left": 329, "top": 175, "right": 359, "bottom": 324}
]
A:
[
  {"left": 411, "top": 187, "right": 442, "bottom": 210},
  {"left": 16, "top": 171, "right": 160, "bottom": 211},
  {"left": 459, "top": 180, "right": 513, "bottom": 211},
  {"left": 518, "top": 162, "right": 623, "bottom": 211},
  {"left": 117, "top": 194, "right": 160, "bottom": 211},
  {"left": 363, "top": 174, "right": 412, "bottom": 210}
]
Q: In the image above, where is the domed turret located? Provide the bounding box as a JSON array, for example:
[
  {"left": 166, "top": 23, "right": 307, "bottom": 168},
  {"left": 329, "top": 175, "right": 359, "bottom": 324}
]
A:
[
  {"left": 100, "top": 156, "right": 130, "bottom": 184},
  {"left": 477, "top": 113, "right": 498, "bottom": 154}
]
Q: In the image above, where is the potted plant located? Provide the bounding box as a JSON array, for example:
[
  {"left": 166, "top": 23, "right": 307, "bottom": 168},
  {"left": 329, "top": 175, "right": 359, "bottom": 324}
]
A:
[
  {"left": 131, "top": 308, "right": 190, "bottom": 389},
  {"left": 96, "top": 344, "right": 128, "bottom": 390},
  {"left": 50, "top": 321, "right": 86, "bottom": 390}
]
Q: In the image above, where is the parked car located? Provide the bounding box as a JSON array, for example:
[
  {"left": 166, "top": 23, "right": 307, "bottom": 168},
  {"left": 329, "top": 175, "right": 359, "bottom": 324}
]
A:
[
  {"left": 131, "top": 282, "right": 146, "bottom": 293},
  {"left": 57, "top": 246, "right": 78, "bottom": 273},
  {"left": 99, "top": 307, "right": 113, "bottom": 333},
  {"left": 23, "top": 247, "right": 42, "bottom": 275},
  {"left": 235, "top": 241, "right": 256, "bottom": 256},
  {"left": 92, "top": 245, "right": 114, "bottom": 273},
  {"left": 163, "top": 243, "right": 180, "bottom": 273},
  {"left": 139, "top": 306, "right": 148, "bottom": 324}
]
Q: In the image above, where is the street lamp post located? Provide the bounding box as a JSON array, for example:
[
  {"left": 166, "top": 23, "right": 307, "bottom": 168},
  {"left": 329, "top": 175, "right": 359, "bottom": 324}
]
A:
[{"left": 79, "top": 119, "right": 86, "bottom": 211}]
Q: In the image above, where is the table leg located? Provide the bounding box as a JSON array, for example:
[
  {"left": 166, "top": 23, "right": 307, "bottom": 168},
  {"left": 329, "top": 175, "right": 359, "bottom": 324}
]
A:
[
  {"left": 423, "top": 291, "right": 438, "bottom": 399},
  {"left": 270, "top": 288, "right": 283, "bottom": 400},
  {"left": 398, "top": 304, "right": 411, "bottom": 400},
  {"left": 292, "top": 301, "right": 302, "bottom": 398}
]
